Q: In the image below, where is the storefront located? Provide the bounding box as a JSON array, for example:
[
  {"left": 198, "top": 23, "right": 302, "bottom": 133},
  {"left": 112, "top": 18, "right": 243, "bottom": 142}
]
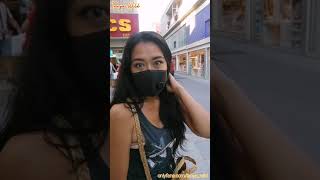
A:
[
  {"left": 188, "top": 49, "right": 206, "bottom": 78},
  {"left": 110, "top": 13, "right": 139, "bottom": 62},
  {"left": 256, "top": 0, "right": 304, "bottom": 49},
  {"left": 165, "top": 2, "right": 210, "bottom": 79},
  {"left": 221, "top": 0, "right": 246, "bottom": 36},
  {"left": 177, "top": 53, "right": 187, "bottom": 73},
  {"left": 305, "top": 0, "right": 320, "bottom": 57},
  {"left": 173, "top": 45, "right": 210, "bottom": 79},
  {"left": 214, "top": 0, "right": 306, "bottom": 52}
]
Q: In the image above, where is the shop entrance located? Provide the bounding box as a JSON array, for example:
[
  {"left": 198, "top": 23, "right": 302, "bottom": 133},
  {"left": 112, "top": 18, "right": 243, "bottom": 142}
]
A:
[
  {"left": 188, "top": 49, "right": 206, "bottom": 78},
  {"left": 177, "top": 54, "right": 187, "bottom": 73},
  {"left": 221, "top": 0, "right": 246, "bottom": 35},
  {"left": 255, "top": 0, "right": 304, "bottom": 49}
]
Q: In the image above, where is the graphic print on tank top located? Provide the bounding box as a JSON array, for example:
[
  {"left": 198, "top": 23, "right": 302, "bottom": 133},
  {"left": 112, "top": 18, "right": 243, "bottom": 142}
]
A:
[
  {"left": 146, "top": 137, "right": 176, "bottom": 170},
  {"left": 138, "top": 110, "right": 176, "bottom": 173}
]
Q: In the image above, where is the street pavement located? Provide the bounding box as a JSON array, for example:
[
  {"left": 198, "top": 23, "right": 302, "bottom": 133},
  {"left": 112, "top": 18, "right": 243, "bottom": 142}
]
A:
[
  {"left": 110, "top": 73, "right": 211, "bottom": 179},
  {"left": 174, "top": 73, "right": 210, "bottom": 179},
  {"left": 214, "top": 36, "right": 320, "bottom": 165}
]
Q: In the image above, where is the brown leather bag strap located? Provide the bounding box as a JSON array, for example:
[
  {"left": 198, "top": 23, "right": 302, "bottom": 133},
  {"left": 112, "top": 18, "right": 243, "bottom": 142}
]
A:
[
  {"left": 173, "top": 156, "right": 197, "bottom": 174},
  {"left": 131, "top": 105, "right": 153, "bottom": 180}
]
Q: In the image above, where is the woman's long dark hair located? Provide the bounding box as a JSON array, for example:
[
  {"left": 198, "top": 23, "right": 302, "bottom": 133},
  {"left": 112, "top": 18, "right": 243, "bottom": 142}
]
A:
[
  {"left": 0, "top": 0, "right": 107, "bottom": 172},
  {"left": 111, "top": 31, "right": 186, "bottom": 154}
]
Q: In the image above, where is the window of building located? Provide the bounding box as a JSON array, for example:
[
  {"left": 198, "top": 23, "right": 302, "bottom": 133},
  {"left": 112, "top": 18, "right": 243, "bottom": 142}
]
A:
[
  {"left": 256, "top": 0, "right": 304, "bottom": 48},
  {"left": 222, "top": 0, "right": 246, "bottom": 34},
  {"left": 174, "top": 41, "right": 177, "bottom": 48}
]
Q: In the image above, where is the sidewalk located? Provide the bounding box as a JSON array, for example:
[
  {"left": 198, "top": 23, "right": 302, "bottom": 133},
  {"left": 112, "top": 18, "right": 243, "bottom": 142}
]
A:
[
  {"left": 177, "top": 127, "right": 210, "bottom": 179},
  {"left": 173, "top": 73, "right": 210, "bottom": 179},
  {"left": 214, "top": 37, "right": 320, "bottom": 72},
  {"left": 174, "top": 72, "right": 210, "bottom": 84}
]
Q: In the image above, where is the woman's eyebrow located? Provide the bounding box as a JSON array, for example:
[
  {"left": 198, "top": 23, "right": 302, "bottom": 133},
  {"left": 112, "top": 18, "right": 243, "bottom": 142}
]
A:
[
  {"left": 132, "top": 56, "right": 164, "bottom": 62},
  {"left": 131, "top": 58, "right": 145, "bottom": 62},
  {"left": 152, "top": 56, "right": 165, "bottom": 60}
]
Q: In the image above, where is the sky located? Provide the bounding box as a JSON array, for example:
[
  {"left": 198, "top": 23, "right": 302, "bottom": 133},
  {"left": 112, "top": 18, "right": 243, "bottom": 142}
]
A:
[{"left": 137, "top": 0, "right": 171, "bottom": 31}]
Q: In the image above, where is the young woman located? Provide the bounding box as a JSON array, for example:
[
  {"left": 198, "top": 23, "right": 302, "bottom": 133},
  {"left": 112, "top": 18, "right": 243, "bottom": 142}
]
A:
[
  {"left": 110, "top": 31, "right": 210, "bottom": 179},
  {"left": 0, "top": 0, "right": 108, "bottom": 180}
]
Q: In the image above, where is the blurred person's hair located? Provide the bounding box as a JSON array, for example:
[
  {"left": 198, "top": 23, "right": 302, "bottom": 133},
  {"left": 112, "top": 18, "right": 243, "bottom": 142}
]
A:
[
  {"left": 0, "top": 0, "right": 107, "bottom": 172},
  {"left": 111, "top": 31, "right": 186, "bottom": 154}
]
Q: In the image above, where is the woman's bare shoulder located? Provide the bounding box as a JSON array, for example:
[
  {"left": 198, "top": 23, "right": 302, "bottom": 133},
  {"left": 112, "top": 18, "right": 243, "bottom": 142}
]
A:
[
  {"left": 110, "top": 103, "right": 134, "bottom": 122},
  {"left": 110, "top": 103, "right": 135, "bottom": 134},
  {"left": 0, "top": 132, "right": 75, "bottom": 180}
]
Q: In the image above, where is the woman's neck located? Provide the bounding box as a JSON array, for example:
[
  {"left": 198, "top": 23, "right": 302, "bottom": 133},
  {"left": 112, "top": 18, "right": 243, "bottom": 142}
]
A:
[
  {"left": 142, "top": 97, "right": 160, "bottom": 113},
  {"left": 144, "top": 96, "right": 159, "bottom": 102}
]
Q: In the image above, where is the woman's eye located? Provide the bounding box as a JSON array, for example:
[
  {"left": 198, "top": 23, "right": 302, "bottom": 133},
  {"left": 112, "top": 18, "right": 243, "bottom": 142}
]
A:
[
  {"left": 80, "top": 7, "right": 107, "bottom": 20},
  {"left": 134, "top": 63, "right": 144, "bottom": 68},
  {"left": 155, "top": 60, "right": 163, "bottom": 66}
]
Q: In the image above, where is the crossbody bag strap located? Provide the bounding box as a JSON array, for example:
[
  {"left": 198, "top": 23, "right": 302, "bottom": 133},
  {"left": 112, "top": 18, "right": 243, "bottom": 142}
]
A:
[
  {"left": 173, "top": 156, "right": 197, "bottom": 174},
  {"left": 131, "top": 105, "right": 153, "bottom": 180}
]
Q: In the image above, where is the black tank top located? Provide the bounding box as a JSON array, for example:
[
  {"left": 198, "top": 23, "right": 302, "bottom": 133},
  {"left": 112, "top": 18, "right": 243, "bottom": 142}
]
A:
[
  {"left": 127, "top": 109, "right": 176, "bottom": 180},
  {"left": 79, "top": 136, "right": 109, "bottom": 180}
]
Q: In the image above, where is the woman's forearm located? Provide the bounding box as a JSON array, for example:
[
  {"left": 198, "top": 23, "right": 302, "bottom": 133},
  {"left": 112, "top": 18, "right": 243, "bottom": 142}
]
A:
[{"left": 216, "top": 77, "right": 320, "bottom": 180}]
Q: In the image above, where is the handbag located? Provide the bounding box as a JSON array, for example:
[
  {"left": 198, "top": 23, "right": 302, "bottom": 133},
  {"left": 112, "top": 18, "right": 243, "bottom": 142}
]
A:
[{"left": 131, "top": 105, "right": 197, "bottom": 180}]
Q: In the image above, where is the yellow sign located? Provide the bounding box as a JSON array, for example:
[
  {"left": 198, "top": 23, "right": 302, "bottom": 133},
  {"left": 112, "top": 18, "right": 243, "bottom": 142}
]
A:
[{"left": 110, "top": 19, "right": 132, "bottom": 32}]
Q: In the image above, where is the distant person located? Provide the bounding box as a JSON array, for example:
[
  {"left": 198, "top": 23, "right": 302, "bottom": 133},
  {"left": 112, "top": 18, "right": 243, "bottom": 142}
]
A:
[
  {"left": 19, "top": 0, "right": 31, "bottom": 24},
  {"left": 0, "top": 0, "right": 21, "bottom": 55},
  {"left": 110, "top": 57, "right": 118, "bottom": 87},
  {"left": 110, "top": 60, "right": 117, "bottom": 87},
  {"left": 21, "top": 0, "right": 35, "bottom": 50}
]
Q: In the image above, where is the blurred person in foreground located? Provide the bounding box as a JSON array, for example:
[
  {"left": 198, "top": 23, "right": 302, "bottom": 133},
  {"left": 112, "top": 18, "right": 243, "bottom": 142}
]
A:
[
  {"left": 212, "top": 62, "right": 320, "bottom": 180},
  {"left": 0, "top": 0, "right": 108, "bottom": 180}
]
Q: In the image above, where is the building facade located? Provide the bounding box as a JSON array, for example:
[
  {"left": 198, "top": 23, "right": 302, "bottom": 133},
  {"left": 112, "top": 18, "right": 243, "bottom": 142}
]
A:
[
  {"left": 160, "top": 0, "right": 211, "bottom": 79},
  {"left": 213, "top": 0, "right": 320, "bottom": 58},
  {"left": 110, "top": 0, "right": 140, "bottom": 61}
]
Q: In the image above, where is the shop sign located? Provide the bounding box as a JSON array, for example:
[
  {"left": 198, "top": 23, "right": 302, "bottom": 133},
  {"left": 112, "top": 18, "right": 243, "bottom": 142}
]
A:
[{"left": 110, "top": 14, "right": 139, "bottom": 38}]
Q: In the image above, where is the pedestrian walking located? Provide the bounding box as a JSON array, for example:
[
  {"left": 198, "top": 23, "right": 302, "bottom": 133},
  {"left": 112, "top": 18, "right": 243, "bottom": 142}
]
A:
[
  {"left": 110, "top": 57, "right": 118, "bottom": 87},
  {"left": 0, "top": 0, "right": 108, "bottom": 180},
  {"left": 0, "top": 0, "right": 22, "bottom": 55},
  {"left": 21, "top": 0, "right": 35, "bottom": 51},
  {"left": 110, "top": 31, "right": 210, "bottom": 179}
]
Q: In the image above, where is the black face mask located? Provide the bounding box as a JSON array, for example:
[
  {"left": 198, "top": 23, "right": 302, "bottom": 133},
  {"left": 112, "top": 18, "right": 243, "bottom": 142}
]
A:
[
  {"left": 70, "top": 30, "right": 108, "bottom": 102},
  {"left": 132, "top": 70, "right": 168, "bottom": 97}
]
